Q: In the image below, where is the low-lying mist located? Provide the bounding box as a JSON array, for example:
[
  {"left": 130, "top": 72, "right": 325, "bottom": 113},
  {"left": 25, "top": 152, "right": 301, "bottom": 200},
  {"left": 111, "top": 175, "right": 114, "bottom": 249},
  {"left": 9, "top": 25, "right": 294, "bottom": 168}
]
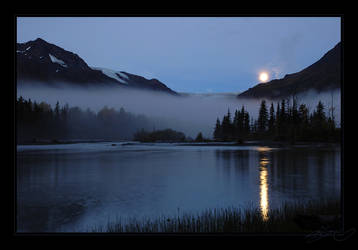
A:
[{"left": 17, "top": 81, "right": 341, "bottom": 138}]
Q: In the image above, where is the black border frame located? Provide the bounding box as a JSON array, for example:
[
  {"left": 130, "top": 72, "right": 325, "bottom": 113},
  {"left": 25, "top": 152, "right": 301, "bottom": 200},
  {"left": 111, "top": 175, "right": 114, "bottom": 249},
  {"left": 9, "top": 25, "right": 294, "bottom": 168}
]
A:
[{"left": 10, "top": 11, "right": 350, "bottom": 243}]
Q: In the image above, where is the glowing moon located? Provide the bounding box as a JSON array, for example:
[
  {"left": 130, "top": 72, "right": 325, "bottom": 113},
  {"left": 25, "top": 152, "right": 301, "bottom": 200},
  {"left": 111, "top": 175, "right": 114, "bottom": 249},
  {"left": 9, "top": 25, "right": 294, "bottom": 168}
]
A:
[{"left": 259, "top": 72, "right": 269, "bottom": 82}]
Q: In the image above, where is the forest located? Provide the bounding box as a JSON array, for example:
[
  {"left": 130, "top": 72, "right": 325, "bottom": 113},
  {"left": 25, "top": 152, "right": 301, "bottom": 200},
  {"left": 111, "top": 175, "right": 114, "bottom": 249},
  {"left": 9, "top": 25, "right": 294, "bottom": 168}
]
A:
[
  {"left": 16, "top": 96, "right": 340, "bottom": 144},
  {"left": 16, "top": 96, "right": 154, "bottom": 143},
  {"left": 213, "top": 99, "right": 340, "bottom": 143}
]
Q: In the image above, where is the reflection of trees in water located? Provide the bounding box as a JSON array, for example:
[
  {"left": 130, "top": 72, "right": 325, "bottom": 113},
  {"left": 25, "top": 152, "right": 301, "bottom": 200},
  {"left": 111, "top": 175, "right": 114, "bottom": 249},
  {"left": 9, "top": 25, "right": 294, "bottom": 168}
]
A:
[
  {"left": 215, "top": 150, "right": 252, "bottom": 181},
  {"left": 215, "top": 150, "right": 232, "bottom": 180},
  {"left": 17, "top": 153, "right": 68, "bottom": 189},
  {"left": 270, "top": 148, "right": 340, "bottom": 200},
  {"left": 232, "top": 151, "right": 250, "bottom": 178},
  {"left": 212, "top": 147, "right": 340, "bottom": 220},
  {"left": 215, "top": 150, "right": 250, "bottom": 171},
  {"left": 271, "top": 149, "right": 311, "bottom": 198}
]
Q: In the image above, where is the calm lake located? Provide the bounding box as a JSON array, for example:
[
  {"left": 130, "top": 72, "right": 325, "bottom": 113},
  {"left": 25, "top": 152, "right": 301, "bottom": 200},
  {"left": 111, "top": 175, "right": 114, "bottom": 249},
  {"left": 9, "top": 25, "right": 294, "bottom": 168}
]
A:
[{"left": 16, "top": 142, "right": 341, "bottom": 232}]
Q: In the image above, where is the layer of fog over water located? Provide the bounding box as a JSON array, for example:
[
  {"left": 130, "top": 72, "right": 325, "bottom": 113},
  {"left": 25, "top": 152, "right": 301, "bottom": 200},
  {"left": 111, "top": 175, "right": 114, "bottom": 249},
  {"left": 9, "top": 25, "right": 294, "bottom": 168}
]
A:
[
  {"left": 17, "top": 142, "right": 341, "bottom": 232},
  {"left": 17, "top": 82, "right": 341, "bottom": 138}
]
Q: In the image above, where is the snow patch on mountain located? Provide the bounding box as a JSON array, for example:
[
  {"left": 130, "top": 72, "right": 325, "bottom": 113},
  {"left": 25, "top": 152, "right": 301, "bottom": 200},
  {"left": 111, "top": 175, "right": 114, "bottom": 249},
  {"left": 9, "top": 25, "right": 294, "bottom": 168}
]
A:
[
  {"left": 118, "top": 72, "right": 129, "bottom": 79},
  {"left": 91, "top": 67, "right": 128, "bottom": 84},
  {"left": 49, "top": 54, "right": 68, "bottom": 68}
]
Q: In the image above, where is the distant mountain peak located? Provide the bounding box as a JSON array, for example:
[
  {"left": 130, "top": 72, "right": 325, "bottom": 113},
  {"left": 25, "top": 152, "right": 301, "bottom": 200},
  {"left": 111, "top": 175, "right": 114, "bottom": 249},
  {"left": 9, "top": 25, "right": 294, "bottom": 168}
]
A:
[{"left": 32, "top": 37, "right": 48, "bottom": 44}]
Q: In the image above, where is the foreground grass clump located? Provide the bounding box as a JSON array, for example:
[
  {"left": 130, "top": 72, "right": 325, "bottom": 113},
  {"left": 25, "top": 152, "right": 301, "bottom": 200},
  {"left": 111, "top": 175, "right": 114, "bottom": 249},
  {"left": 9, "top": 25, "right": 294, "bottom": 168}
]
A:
[{"left": 91, "top": 199, "right": 340, "bottom": 233}]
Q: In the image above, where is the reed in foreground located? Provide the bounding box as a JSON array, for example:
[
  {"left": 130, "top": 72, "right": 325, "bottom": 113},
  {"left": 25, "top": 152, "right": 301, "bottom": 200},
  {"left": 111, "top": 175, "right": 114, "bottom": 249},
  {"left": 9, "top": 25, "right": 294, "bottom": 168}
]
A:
[{"left": 91, "top": 199, "right": 340, "bottom": 233}]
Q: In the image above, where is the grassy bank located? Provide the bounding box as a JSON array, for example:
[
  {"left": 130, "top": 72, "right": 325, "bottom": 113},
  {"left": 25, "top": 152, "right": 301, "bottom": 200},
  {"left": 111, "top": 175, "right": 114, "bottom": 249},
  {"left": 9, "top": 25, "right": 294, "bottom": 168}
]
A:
[{"left": 91, "top": 199, "right": 340, "bottom": 233}]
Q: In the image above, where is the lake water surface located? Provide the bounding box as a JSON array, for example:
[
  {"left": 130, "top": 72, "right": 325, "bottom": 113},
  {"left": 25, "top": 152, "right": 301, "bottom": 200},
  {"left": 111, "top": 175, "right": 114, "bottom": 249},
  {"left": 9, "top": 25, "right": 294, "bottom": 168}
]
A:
[{"left": 16, "top": 142, "right": 341, "bottom": 232}]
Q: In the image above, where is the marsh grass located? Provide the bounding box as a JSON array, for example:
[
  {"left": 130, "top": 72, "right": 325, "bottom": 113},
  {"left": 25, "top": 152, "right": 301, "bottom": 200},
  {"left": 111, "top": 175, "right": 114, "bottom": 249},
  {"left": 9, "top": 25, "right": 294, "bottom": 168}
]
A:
[{"left": 91, "top": 199, "right": 340, "bottom": 233}]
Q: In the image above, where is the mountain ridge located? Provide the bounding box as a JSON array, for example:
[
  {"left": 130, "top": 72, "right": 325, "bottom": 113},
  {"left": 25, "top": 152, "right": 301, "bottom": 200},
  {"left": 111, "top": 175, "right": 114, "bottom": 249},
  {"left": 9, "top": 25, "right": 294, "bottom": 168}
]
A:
[{"left": 16, "top": 38, "right": 178, "bottom": 95}]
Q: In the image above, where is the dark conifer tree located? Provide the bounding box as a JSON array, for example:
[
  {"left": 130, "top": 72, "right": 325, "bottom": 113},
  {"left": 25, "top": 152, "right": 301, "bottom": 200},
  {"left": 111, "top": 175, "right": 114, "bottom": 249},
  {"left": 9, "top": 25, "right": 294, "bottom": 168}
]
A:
[
  {"left": 239, "top": 106, "right": 245, "bottom": 137},
  {"left": 280, "top": 99, "right": 286, "bottom": 123},
  {"left": 292, "top": 99, "right": 298, "bottom": 122},
  {"left": 279, "top": 99, "right": 287, "bottom": 138},
  {"left": 233, "top": 110, "right": 239, "bottom": 139},
  {"left": 314, "top": 101, "right": 326, "bottom": 122},
  {"left": 227, "top": 109, "right": 232, "bottom": 124},
  {"left": 257, "top": 100, "right": 268, "bottom": 133},
  {"left": 195, "top": 132, "right": 204, "bottom": 142},
  {"left": 311, "top": 101, "right": 327, "bottom": 139},
  {"left": 289, "top": 98, "right": 299, "bottom": 143},
  {"left": 55, "top": 101, "right": 60, "bottom": 121},
  {"left": 298, "top": 104, "right": 309, "bottom": 140},
  {"left": 221, "top": 109, "right": 233, "bottom": 140},
  {"left": 268, "top": 103, "right": 275, "bottom": 135},
  {"left": 243, "top": 110, "right": 250, "bottom": 136},
  {"left": 213, "top": 118, "right": 222, "bottom": 140},
  {"left": 275, "top": 102, "right": 280, "bottom": 137}
]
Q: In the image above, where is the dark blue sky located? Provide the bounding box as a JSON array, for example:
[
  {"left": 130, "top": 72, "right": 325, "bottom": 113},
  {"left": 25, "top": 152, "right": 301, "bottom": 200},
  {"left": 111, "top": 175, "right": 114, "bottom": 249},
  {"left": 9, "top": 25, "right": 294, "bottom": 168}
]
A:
[{"left": 17, "top": 17, "right": 341, "bottom": 93}]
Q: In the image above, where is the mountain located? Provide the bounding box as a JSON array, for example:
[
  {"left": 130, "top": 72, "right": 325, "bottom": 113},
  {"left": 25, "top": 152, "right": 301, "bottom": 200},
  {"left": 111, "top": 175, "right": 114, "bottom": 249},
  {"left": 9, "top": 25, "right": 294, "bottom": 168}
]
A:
[
  {"left": 16, "top": 38, "right": 177, "bottom": 95},
  {"left": 238, "top": 42, "right": 341, "bottom": 99}
]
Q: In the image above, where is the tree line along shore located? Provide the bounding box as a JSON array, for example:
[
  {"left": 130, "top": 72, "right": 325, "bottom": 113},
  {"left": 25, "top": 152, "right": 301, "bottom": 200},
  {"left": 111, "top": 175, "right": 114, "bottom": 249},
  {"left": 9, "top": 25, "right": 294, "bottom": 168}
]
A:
[{"left": 16, "top": 97, "right": 340, "bottom": 144}]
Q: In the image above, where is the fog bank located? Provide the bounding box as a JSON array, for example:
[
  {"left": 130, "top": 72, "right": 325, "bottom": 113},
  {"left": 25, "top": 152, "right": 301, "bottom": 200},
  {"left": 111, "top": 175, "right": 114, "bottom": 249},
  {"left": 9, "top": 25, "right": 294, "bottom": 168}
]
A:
[{"left": 17, "top": 82, "right": 341, "bottom": 138}]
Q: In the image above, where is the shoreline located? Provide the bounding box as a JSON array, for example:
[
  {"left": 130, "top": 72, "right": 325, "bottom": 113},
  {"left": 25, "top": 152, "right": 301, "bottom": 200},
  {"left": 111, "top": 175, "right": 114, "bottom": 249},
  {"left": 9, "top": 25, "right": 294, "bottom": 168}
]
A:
[
  {"left": 17, "top": 139, "right": 340, "bottom": 148},
  {"left": 17, "top": 139, "right": 115, "bottom": 146}
]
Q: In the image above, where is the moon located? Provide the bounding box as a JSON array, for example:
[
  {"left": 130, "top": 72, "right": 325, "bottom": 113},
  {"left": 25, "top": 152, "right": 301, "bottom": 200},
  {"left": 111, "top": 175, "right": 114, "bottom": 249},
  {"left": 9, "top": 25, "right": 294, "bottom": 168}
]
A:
[{"left": 259, "top": 72, "right": 269, "bottom": 82}]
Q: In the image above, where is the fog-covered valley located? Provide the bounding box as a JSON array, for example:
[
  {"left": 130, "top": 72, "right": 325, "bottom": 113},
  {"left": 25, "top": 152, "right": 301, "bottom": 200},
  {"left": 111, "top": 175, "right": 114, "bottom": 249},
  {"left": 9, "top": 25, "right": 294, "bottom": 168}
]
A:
[{"left": 17, "top": 81, "right": 341, "bottom": 139}]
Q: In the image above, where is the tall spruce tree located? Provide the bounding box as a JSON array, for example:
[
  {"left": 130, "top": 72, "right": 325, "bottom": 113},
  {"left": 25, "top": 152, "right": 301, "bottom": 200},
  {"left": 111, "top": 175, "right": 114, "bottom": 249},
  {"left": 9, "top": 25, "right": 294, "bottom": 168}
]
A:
[
  {"left": 298, "top": 104, "right": 309, "bottom": 140},
  {"left": 289, "top": 98, "right": 299, "bottom": 143},
  {"left": 280, "top": 99, "right": 286, "bottom": 123},
  {"left": 257, "top": 100, "right": 268, "bottom": 133},
  {"left": 55, "top": 101, "right": 60, "bottom": 121},
  {"left": 280, "top": 99, "right": 287, "bottom": 137},
  {"left": 233, "top": 110, "right": 239, "bottom": 139},
  {"left": 243, "top": 110, "right": 250, "bottom": 136},
  {"left": 275, "top": 102, "right": 280, "bottom": 137},
  {"left": 268, "top": 102, "right": 275, "bottom": 135},
  {"left": 311, "top": 101, "right": 327, "bottom": 139},
  {"left": 213, "top": 118, "right": 222, "bottom": 140},
  {"left": 221, "top": 109, "right": 233, "bottom": 140}
]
